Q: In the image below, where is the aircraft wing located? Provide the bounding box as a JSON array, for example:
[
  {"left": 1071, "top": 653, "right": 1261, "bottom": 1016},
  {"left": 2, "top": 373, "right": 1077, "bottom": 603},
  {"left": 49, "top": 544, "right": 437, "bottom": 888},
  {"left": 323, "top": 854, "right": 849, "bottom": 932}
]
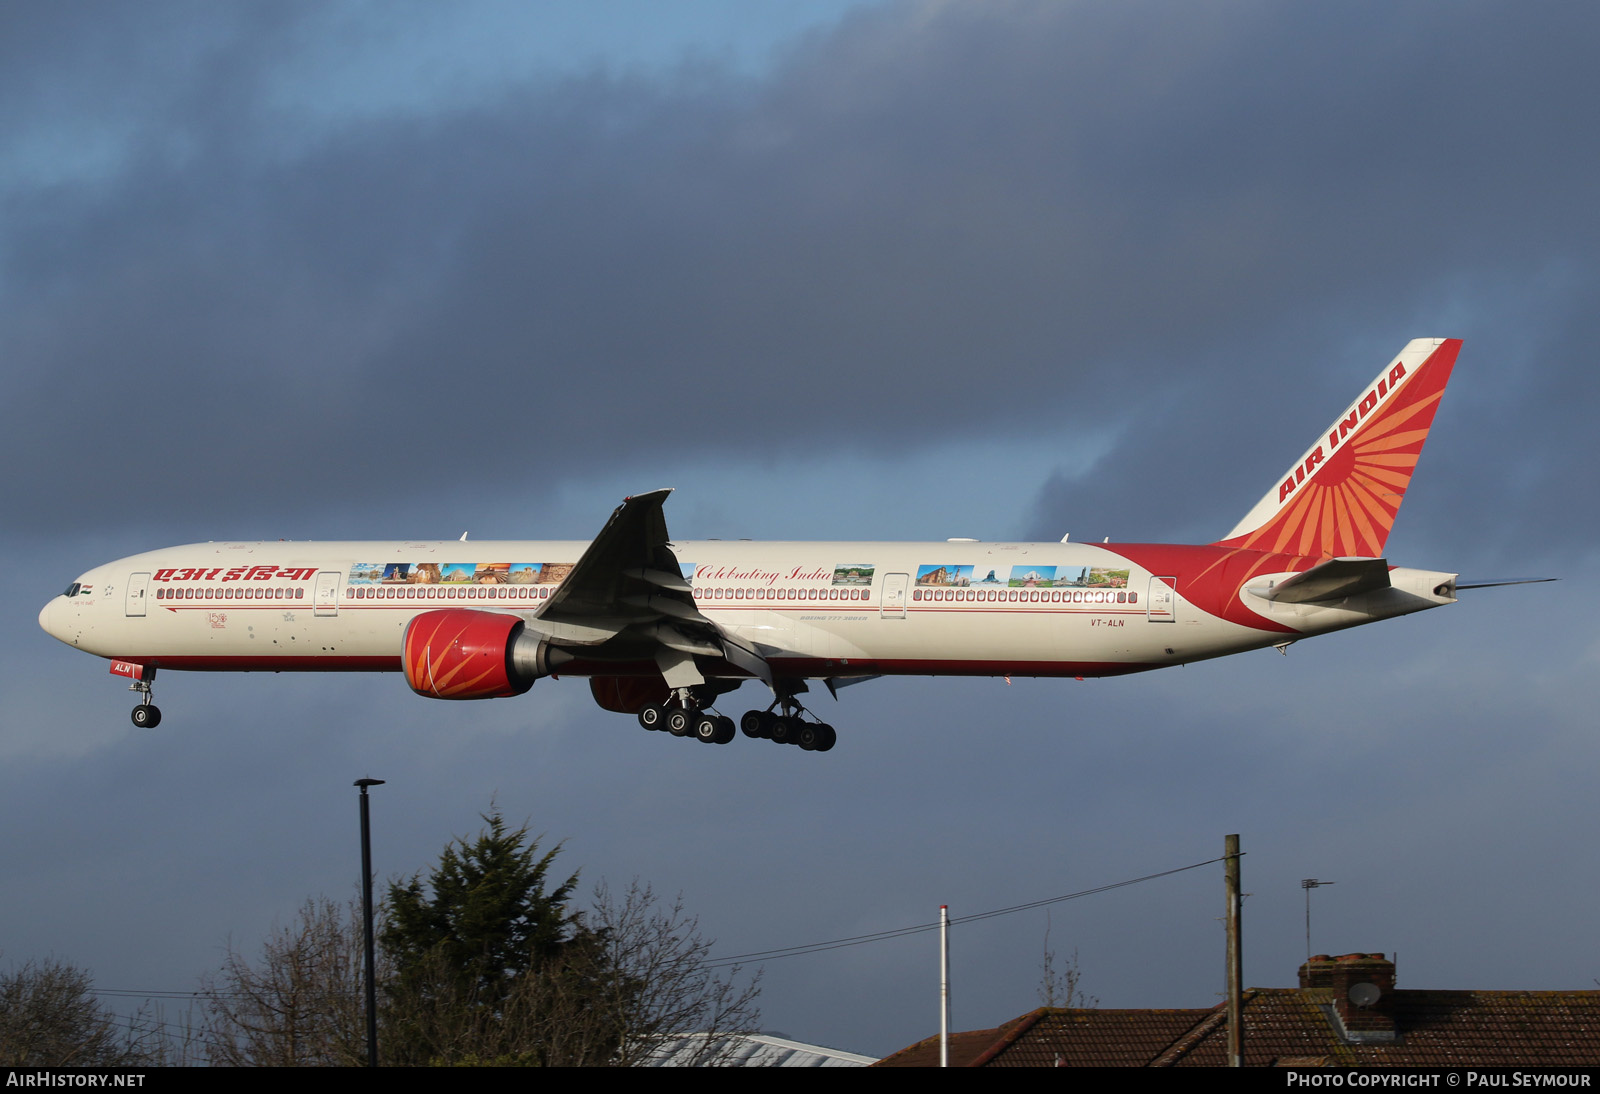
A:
[
  {"left": 1252, "top": 556, "right": 1392, "bottom": 604},
  {"left": 534, "top": 488, "right": 689, "bottom": 632},
  {"left": 529, "top": 489, "right": 772, "bottom": 688}
]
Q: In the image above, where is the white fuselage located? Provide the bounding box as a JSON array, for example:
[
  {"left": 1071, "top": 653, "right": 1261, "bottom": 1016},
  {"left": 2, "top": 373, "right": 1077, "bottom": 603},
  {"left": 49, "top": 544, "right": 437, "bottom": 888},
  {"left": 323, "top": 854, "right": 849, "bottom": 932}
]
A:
[{"left": 39, "top": 538, "right": 1456, "bottom": 683}]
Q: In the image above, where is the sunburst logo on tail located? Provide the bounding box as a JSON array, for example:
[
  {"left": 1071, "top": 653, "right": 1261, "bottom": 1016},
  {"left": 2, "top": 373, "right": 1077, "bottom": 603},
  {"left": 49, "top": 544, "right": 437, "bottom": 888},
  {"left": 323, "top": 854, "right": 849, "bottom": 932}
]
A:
[{"left": 1216, "top": 338, "right": 1461, "bottom": 560}]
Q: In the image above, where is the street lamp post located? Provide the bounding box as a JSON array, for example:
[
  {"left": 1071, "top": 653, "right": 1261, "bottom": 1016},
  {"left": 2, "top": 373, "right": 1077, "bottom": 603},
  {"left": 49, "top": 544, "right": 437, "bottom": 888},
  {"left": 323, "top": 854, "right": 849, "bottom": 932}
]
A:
[{"left": 355, "top": 778, "right": 386, "bottom": 1067}]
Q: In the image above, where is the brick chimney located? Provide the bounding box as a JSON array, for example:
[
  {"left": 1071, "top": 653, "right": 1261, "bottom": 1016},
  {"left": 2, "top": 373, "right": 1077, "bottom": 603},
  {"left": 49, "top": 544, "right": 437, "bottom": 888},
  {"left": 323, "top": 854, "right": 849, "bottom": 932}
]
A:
[{"left": 1299, "top": 952, "right": 1397, "bottom": 1042}]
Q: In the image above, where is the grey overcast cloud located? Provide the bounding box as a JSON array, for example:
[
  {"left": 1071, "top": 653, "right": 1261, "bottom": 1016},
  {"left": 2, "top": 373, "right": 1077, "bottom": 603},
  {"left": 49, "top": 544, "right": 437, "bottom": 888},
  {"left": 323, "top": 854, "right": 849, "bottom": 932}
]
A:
[{"left": 4, "top": 1, "right": 1597, "bottom": 1058}]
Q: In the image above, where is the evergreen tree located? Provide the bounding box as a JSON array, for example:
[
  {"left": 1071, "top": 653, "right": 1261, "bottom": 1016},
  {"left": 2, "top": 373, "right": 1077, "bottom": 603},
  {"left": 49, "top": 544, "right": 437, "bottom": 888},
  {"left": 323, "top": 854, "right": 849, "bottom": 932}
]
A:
[
  {"left": 194, "top": 808, "right": 758, "bottom": 1066},
  {"left": 380, "top": 812, "right": 587, "bottom": 1064}
]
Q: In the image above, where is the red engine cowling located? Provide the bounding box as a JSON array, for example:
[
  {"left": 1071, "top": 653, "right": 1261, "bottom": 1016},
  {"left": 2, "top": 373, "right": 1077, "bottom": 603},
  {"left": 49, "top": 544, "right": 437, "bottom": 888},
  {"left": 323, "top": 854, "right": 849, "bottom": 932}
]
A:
[{"left": 403, "top": 610, "right": 539, "bottom": 700}]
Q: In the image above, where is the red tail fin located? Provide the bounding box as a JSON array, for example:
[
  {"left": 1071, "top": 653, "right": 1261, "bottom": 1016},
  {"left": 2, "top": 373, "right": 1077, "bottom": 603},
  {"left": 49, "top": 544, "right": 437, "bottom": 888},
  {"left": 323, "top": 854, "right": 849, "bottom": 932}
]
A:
[{"left": 1215, "top": 338, "right": 1461, "bottom": 559}]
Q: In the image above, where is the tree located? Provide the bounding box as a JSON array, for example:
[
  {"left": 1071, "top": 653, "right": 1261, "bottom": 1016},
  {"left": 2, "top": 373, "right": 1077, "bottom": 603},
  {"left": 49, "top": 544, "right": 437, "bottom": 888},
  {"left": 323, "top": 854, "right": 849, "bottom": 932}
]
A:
[
  {"left": 200, "top": 897, "right": 372, "bottom": 1066},
  {"left": 0, "top": 957, "right": 167, "bottom": 1066},
  {"left": 581, "top": 880, "right": 761, "bottom": 1066},
  {"left": 380, "top": 811, "right": 586, "bottom": 1065},
  {"left": 383, "top": 880, "right": 763, "bottom": 1066},
  {"left": 384, "top": 812, "right": 580, "bottom": 994},
  {"left": 197, "top": 811, "right": 761, "bottom": 1066},
  {"left": 380, "top": 813, "right": 761, "bottom": 1066},
  {"left": 1037, "top": 913, "right": 1098, "bottom": 1009}
]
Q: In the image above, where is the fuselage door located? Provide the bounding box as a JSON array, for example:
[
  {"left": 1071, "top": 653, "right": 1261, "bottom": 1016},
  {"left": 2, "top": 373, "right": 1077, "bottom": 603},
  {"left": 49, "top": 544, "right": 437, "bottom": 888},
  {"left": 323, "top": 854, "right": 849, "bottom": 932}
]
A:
[
  {"left": 314, "top": 570, "right": 343, "bottom": 617},
  {"left": 1147, "top": 576, "right": 1177, "bottom": 623},
  {"left": 881, "top": 573, "right": 909, "bottom": 619},
  {"left": 125, "top": 572, "right": 149, "bottom": 617}
]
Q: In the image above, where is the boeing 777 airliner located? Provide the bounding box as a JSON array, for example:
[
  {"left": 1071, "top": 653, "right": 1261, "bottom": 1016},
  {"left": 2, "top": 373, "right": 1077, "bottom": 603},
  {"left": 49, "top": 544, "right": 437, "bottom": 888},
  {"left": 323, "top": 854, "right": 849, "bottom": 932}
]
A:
[{"left": 42, "top": 338, "right": 1505, "bottom": 752}]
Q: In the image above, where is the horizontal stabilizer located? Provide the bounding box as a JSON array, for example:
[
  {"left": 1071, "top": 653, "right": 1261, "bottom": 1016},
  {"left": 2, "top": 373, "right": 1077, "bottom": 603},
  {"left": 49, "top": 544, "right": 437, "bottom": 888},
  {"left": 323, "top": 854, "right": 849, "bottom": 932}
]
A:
[{"left": 1253, "top": 556, "right": 1392, "bottom": 603}]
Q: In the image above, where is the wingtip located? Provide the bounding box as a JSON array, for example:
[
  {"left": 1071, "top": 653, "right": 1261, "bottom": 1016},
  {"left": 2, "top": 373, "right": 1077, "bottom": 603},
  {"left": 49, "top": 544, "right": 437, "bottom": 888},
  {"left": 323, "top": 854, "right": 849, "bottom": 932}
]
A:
[{"left": 622, "top": 487, "right": 675, "bottom": 503}]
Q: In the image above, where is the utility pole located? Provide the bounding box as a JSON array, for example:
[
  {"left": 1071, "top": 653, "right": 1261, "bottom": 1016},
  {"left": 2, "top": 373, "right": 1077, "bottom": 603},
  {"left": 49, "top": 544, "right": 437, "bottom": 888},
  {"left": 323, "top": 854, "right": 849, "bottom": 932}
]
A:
[
  {"left": 1225, "top": 834, "right": 1243, "bottom": 1068},
  {"left": 939, "top": 904, "right": 950, "bottom": 1068}
]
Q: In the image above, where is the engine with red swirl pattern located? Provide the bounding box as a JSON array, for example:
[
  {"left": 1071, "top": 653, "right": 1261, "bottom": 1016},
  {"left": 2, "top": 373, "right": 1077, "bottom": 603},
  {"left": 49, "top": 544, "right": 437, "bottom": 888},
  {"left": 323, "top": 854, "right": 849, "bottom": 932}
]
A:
[{"left": 401, "top": 609, "right": 564, "bottom": 699}]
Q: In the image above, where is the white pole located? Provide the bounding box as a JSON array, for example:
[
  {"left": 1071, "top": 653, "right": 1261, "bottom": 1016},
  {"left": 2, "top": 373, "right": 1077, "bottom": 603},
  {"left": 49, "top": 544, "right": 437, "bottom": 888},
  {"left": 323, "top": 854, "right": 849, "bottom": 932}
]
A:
[{"left": 940, "top": 904, "right": 950, "bottom": 1068}]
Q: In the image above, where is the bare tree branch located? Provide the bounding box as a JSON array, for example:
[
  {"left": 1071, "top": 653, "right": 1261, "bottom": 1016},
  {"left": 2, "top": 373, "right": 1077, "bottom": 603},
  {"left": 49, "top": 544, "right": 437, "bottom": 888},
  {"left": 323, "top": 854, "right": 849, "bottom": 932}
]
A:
[
  {"left": 1038, "top": 913, "right": 1097, "bottom": 1010},
  {"left": 0, "top": 956, "right": 170, "bottom": 1067},
  {"left": 586, "top": 879, "right": 762, "bottom": 1067},
  {"left": 200, "top": 897, "right": 376, "bottom": 1066}
]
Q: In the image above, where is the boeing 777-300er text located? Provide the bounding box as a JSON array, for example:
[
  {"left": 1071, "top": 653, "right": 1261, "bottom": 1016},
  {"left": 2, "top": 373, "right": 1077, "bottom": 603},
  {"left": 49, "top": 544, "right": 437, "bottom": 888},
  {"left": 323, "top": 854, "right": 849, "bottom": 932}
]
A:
[{"left": 43, "top": 338, "right": 1517, "bottom": 752}]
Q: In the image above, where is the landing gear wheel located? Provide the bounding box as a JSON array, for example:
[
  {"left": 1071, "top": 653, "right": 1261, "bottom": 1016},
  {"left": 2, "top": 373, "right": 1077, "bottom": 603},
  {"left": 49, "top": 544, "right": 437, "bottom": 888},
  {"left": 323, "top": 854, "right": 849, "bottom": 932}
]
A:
[
  {"left": 693, "top": 713, "right": 722, "bottom": 744},
  {"left": 131, "top": 704, "right": 161, "bottom": 729},
  {"left": 796, "top": 722, "right": 820, "bottom": 751},
  {"left": 712, "top": 716, "right": 737, "bottom": 745},
  {"left": 740, "top": 710, "right": 769, "bottom": 739},
  {"left": 638, "top": 705, "right": 666, "bottom": 731},
  {"left": 813, "top": 723, "right": 836, "bottom": 752},
  {"left": 667, "top": 708, "right": 694, "bottom": 737},
  {"left": 769, "top": 715, "right": 797, "bottom": 745}
]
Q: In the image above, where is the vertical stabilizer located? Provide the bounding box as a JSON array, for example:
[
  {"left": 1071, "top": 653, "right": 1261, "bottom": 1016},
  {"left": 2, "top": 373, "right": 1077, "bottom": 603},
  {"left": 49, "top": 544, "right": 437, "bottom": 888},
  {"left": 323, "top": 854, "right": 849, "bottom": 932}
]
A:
[{"left": 1215, "top": 338, "right": 1461, "bottom": 558}]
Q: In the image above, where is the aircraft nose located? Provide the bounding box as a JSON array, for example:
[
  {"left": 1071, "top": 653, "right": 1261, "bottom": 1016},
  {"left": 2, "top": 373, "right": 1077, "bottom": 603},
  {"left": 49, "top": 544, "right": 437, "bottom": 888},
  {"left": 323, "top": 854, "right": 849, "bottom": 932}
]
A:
[{"left": 39, "top": 597, "right": 63, "bottom": 640}]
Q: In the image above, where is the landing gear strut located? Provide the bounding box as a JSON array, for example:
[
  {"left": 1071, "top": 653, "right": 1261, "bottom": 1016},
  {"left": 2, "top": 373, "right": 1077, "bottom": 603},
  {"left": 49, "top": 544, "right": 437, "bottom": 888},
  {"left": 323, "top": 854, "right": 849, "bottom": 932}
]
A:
[{"left": 129, "top": 676, "right": 161, "bottom": 729}]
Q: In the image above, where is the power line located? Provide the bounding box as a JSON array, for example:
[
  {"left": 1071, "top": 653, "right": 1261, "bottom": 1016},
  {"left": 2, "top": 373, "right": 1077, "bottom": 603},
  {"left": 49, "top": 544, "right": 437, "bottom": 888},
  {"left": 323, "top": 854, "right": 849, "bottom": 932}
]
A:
[
  {"left": 83, "top": 853, "right": 1227, "bottom": 999},
  {"left": 705, "top": 854, "right": 1226, "bottom": 968}
]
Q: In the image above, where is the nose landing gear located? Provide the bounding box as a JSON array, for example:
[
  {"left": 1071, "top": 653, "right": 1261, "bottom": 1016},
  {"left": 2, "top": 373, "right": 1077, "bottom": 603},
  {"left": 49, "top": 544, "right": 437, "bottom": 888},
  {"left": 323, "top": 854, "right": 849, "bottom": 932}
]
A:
[
  {"left": 111, "top": 662, "right": 161, "bottom": 728},
  {"left": 129, "top": 678, "right": 161, "bottom": 729}
]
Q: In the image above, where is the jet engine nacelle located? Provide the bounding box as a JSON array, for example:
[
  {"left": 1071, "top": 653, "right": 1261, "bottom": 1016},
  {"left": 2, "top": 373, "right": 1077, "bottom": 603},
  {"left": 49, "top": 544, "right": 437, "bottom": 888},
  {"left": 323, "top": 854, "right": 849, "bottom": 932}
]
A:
[
  {"left": 590, "top": 675, "right": 672, "bottom": 715},
  {"left": 402, "top": 609, "right": 565, "bottom": 700}
]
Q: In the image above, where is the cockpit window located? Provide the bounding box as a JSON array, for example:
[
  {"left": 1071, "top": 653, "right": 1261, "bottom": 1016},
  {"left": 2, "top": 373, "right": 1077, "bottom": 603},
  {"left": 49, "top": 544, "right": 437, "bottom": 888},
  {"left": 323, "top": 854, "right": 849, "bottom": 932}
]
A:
[{"left": 63, "top": 583, "right": 81, "bottom": 598}]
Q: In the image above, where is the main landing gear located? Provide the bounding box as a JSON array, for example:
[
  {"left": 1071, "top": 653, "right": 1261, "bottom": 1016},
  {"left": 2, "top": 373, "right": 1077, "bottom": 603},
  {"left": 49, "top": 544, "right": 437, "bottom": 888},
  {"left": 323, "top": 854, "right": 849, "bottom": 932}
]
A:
[
  {"left": 638, "top": 689, "right": 737, "bottom": 745},
  {"left": 738, "top": 701, "right": 836, "bottom": 753},
  {"left": 636, "top": 688, "right": 836, "bottom": 751},
  {"left": 129, "top": 677, "right": 161, "bottom": 729}
]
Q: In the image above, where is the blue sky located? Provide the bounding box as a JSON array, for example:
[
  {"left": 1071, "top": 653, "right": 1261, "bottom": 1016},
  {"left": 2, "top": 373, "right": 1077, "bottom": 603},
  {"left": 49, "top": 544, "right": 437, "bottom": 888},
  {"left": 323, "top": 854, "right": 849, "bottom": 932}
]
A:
[{"left": 5, "top": 0, "right": 1598, "bottom": 1059}]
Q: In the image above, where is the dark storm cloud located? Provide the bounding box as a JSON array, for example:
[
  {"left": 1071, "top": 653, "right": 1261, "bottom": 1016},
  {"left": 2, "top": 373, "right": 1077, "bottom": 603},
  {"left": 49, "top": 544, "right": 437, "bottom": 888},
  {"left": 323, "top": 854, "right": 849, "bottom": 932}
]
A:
[{"left": 4, "top": 1, "right": 1596, "bottom": 565}]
